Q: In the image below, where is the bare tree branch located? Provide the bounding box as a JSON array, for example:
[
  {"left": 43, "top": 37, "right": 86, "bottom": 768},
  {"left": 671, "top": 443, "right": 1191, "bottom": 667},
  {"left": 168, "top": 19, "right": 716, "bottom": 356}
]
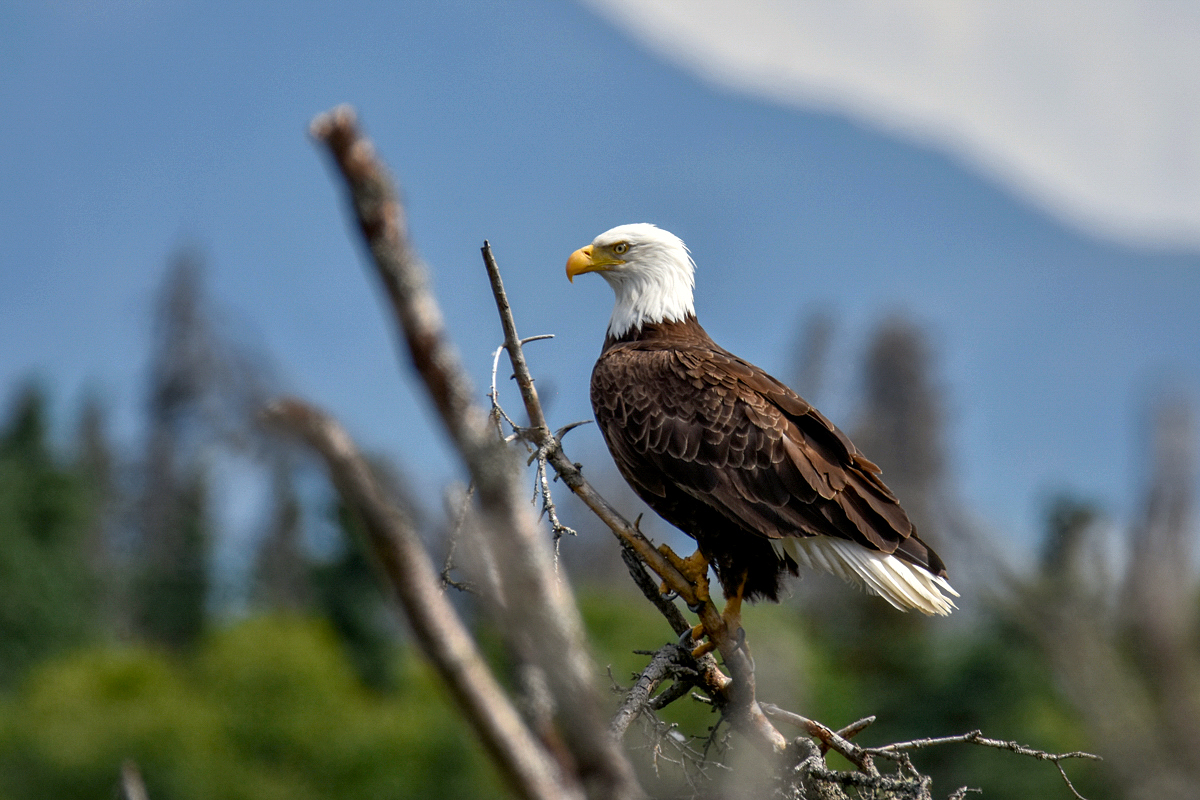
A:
[
  {"left": 769, "top": 709, "right": 1101, "bottom": 800},
  {"left": 864, "top": 731, "right": 1102, "bottom": 800},
  {"left": 309, "top": 105, "right": 640, "bottom": 800},
  {"left": 440, "top": 482, "right": 477, "bottom": 593},
  {"left": 262, "top": 400, "right": 573, "bottom": 800},
  {"left": 610, "top": 643, "right": 699, "bottom": 740},
  {"left": 618, "top": 543, "right": 691, "bottom": 637},
  {"left": 761, "top": 703, "right": 878, "bottom": 774}
]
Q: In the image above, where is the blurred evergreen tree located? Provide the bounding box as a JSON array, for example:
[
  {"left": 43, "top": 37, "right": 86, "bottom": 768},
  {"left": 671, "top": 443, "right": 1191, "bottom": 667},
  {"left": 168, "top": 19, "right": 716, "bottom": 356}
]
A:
[
  {"left": 1020, "top": 398, "right": 1200, "bottom": 800},
  {"left": 852, "top": 315, "right": 946, "bottom": 546},
  {"left": 132, "top": 252, "right": 215, "bottom": 650},
  {"left": 1125, "top": 397, "right": 1196, "bottom": 646},
  {"left": 251, "top": 457, "right": 312, "bottom": 613},
  {"left": 71, "top": 393, "right": 126, "bottom": 635},
  {"left": 1040, "top": 494, "right": 1099, "bottom": 583},
  {"left": 135, "top": 468, "right": 212, "bottom": 651},
  {"left": 0, "top": 384, "right": 99, "bottom": 686}
]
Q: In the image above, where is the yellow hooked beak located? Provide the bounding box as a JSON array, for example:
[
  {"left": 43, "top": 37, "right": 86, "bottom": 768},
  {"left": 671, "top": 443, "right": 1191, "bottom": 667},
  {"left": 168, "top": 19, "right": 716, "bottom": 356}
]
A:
[{"left": 566, "top": 244, "right": 623, "bottom": 282}]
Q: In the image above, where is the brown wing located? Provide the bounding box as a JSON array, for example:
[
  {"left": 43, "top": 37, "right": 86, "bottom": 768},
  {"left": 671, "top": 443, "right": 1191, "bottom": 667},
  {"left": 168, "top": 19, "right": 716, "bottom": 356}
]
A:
[{"left": 591, "top": 337, "right": 946, "bottom": 578}]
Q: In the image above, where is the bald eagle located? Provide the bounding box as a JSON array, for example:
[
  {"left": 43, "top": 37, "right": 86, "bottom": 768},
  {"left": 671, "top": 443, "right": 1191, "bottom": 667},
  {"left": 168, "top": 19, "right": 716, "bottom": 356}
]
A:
[{"left": 567, "top": 223, "right": 957, "bottom": 617}]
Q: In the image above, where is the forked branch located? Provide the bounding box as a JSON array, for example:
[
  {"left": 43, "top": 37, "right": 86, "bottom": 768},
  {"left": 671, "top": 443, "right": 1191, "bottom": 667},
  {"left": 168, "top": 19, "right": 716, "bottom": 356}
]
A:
[
  {"left": 263, "top": 399, "right": 573, "bottom": 800},
  {"left": 308, "top": 104, "right": 640, "bottom": 800}
]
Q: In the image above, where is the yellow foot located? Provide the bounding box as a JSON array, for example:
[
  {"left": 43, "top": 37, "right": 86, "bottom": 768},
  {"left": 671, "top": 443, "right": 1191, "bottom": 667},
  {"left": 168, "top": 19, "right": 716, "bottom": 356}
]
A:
[{"left": 658, "top": 544, "right": 711, "bottom": 601}]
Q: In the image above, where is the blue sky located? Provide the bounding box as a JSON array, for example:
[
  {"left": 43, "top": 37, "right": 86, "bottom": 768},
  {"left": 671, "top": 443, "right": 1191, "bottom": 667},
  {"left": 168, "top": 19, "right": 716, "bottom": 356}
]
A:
[{"left": 3, "top": 0, "right": 1198, "bottom": 555}]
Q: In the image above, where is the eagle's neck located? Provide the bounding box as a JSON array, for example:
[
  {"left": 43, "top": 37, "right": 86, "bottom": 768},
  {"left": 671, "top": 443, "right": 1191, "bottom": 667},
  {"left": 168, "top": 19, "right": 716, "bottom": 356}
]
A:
[
  {"left": 601, "top": 257, "right": 695, "bottom": 339},
  {"left": 602, "top": 314, "right": 714, "bottom": 352}
]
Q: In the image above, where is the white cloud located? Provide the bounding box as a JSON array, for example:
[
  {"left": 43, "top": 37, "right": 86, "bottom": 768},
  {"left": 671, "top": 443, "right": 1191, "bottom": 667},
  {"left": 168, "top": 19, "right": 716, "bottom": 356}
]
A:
[{"left": 587, "top": 0, "right": 1200, "bottom": 248}]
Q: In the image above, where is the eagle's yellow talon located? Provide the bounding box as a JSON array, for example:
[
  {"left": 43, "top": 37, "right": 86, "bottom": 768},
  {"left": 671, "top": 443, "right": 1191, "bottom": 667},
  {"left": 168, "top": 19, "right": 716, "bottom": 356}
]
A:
[
  {"left": 658, "top": 544, "right": 712, "bottom": 596},
  {"left": 683, "top": 621, "right": 715, "bottom": 658}
]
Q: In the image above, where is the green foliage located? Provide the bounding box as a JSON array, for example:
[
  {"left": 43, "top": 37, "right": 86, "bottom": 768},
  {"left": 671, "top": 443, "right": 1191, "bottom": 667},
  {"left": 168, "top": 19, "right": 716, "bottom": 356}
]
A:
[
  {"left": 0, "top": 379, "right": 1108, "bottom": 798},
  {"left": 0, "top": 384, "right": 98, "bottom": 687},
  {"left": 0, "top": 616, "right": 505, "bottom": 800}
]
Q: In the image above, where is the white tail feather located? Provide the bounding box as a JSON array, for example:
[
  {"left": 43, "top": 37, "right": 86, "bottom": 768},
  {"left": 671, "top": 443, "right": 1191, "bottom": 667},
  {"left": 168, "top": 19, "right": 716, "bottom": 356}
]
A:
[{"left": 772, "top": 536, "right": 959, "bottom": 616}]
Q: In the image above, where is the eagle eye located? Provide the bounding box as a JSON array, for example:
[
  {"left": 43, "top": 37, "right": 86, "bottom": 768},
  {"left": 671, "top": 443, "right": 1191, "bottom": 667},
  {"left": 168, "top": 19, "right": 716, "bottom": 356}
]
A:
[{"left": 613, "top": 242, "right": 629, "bottom": 255}]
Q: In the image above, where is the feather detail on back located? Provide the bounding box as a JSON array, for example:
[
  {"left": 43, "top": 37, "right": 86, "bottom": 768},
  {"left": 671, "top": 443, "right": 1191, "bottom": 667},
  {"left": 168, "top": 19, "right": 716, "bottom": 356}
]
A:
[{"left": 591, "top": 316, "right": 955, "bottom": 606}]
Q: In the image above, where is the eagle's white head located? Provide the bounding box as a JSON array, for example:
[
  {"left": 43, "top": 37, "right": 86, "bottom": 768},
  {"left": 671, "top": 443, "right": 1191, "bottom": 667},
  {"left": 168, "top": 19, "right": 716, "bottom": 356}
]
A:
[{"left": 566, "top": 223, "right": 696, "bottom": 338}]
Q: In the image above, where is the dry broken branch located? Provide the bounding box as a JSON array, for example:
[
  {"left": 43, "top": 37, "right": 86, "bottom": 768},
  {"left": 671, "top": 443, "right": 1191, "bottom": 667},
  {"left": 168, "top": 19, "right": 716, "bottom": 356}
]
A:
[
  {"left": 865, "top": 730, "right": 1102, "bottom": 800},
  {"left": 308, "top": 104, "right": 640, "bottom": 800},
  {"left": 761, "top": 703, "right": 878, "bottom": 773},
  {"left": 262, "top": 399, "right": 572, "bottom": 800},
  {"left": 610, "top": 643, "right": 700, "bottom": 740}
]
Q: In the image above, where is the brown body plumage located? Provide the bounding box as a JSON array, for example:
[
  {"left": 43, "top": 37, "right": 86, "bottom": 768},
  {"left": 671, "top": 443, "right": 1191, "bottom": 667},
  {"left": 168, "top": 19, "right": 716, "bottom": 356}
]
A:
[
  {"left": 568, "top": 223, "right": 956, "bottom": 614},
  {"left": 592, "top": 315, "right": 947, "bottom": 603}
]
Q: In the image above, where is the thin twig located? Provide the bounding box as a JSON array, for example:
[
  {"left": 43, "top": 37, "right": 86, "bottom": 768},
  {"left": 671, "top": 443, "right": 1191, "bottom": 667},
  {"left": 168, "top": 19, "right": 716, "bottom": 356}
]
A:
[
  {"left": 836, "top": 715, "right": 876, "bottom": 741},
  {"left": 441, "top": 482, "right": 477, "bottom": 593},
  {"left": 630, "top": 709, "right": 727, "bottom": 788},
  {"left": 865, "top": 730, "right": 1101, "bottom": 800},
  {"left": 489, "top": 345, "right": 523, "bottom": 437},
  {"left": 485, "top": 335, "right": 578, "bottom": 565},
  {"left": 529, "top": 433, "right": 578, "bottom": 560},
  {"left": 761, "top": 703, "right": 876, "bottom": 774}
]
